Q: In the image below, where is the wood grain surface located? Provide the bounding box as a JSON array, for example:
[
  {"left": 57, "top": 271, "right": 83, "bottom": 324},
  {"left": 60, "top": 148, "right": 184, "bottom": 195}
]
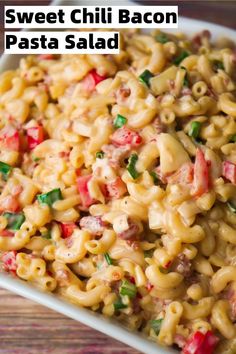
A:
[{"left": 0, "top": 1, "right": 236, "bottom": 353}]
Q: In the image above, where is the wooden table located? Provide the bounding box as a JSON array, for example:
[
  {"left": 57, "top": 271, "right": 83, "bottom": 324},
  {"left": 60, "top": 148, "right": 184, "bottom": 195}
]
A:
[{"left": 0, "top": 1, "right": 235, "bottom": 353}]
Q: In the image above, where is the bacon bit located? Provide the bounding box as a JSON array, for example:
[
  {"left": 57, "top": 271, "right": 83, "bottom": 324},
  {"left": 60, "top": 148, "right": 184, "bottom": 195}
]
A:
[
  {"left": 153, "top": 116, "right": 164, "bottom": 134},
  {"left": 1, "top": 251, "right": 17, "bottom": 273},
  {"left": 116, "top": 85, "right": 131, "bottom": 103},
  {"left": 11, "top": 185, "right": 23, "bottom": 197},
  {"left": 55, "top": 269, "right": 71, "bottom": 287},
  {"left": 191, "top": 148, "right": 210, "bottom": 197},
  {"left": 0, "top": 195, "right": 19, "bottom": 212},
  {"left": 192, "top": 30, "right": 211, "bottom": 50},
  {"left": 166, "top": 162, "right": 194, "bottom": 185},
  {"left": 117, "top": 219, "right": 140, "bottom": 241},
  {"left": 0, "top": 230, "right": 14, "bottom": 237},
  {"left": 58, "top": 151, "right": 70, "bottom": 159},
  {"left": 173, "top": 254, "right": 192, "bottom": 278},
  {"left": 146, "top": 282, "right": 154, "bottom": 292},
  {"left": 174, "top": 334, "right": 187, "bottom": 349},
  {"left": 111, "top": 127, "right": 142, "bottom": 148},
  {"left": 133, "top": 296, "right": 142, "bottom": 314},
  {"left": 129, "top": 276, "right": 136, "bottom": 284},
  {"left": 0, "top": 126, "right": 20, "bottom": 151},
  {"left": 181, "top": 87, "right": 192, "bottom": 96},
  {"left": 156, "top": 95, "right": 163, "bottom": 103},
  {"left": 80, "top": 216, "right": 105, "bottom": 236},
  {"left": 154, "top": 166, "right": 168, "bottom": 184},
  {"left": 106, "top": 177, "right": 127, "bottom": 199},
  {"left": 222, "top": 161, "right": 236, "bottom": 184}
]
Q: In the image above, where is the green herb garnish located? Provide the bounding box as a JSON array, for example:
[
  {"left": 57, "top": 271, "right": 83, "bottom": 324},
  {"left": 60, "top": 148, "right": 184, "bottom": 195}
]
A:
[
  {"left": 96, "top": 151, "right": 105, "bottom": 159},
  {"left": 113, "top": 297, "right": 128, "bottom": 311},
  {"left": 156, "top": 33, "right": 169, "bottom": 44},
  {"left": 139, "top": 70, "right": 154, "bottom": 87},
  {"left": 213, "top": 60, "right": 224, "bottom": 71},
  {"left": 230, "top": 134, "right": 236, "bottom": 143},
  {"left": 173, "top": 51, "right": 189, "bottom": 65},
  {"left": 3, "top": 212, "right": 25, "bottom": 230},
  {"left": 104, "top": 252, "right": 113, "bottom": 265},
  {"left": 41, "top": 230, "right": 51, "bottom": 239},
  {"left": 120, "top": 280, "right": 137, "bottom": 299},
  {"left": 189, "top": 121, "right": 201, "bottom": 139},
  {"left": 0, "top": 161, "right": 12, "bottom": 181},
  {"left": 149, "top": 171, "right": 159, "bottom": 185},
  {"left": 144, "top": 249, "right": 155, "bottom": 258},
  {"left": 114, "top": 114, "right": 127, "bottom": 129},
  {"left": 150, "top": 318, "right": 163, "bottom": 335},
  {"left": 37, "top": 188, "right": 62, "bottom": 207},
  {"left": 127, "top": 154, "right": 140, "bottom": 180}
]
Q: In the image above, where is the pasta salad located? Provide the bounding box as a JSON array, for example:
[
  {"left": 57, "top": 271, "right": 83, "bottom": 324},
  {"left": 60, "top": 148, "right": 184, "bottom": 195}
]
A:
[{"left": 0, "top": 28, "right": 236, "bottom": 354}]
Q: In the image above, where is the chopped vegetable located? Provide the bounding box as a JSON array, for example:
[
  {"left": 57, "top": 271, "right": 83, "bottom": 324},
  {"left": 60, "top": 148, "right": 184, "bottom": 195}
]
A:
[
  {"left": 127, "top": 154, "right": 140, "bottom": 180},
  {"left": 0, "top": 161, "right": 12, "bottom": 181},
  {"left": 3, "top": 212, "right": 25, "bottom": 230},
  {"left": 114, "top": 114, "right": 127, "bottom": 129},
  {"left": 228, "top": 201, "right": 236, "bottom": 213},
  {"left": 111, "top": 126, "right": 142, "bottom": 147},
  {"left": 104, "top": 252, "right": 113, "bottom": 265},
  {"left": 60, "top": 223, "right": 76, "bottom": 238},
  {"left": 38, "top": 54, "right": 54, "bottom": 60},
  {"left": 213, "top": 60, "right": 224, "bottom": 71},
  {"left": 156, "top": 33, "right": 169, "bottom": 43},
  {"left": 222, "top": 161, "right": 236, "bottom": 184},
  {"left": 191, "top": 149, "right": 210, "bottom": 197},
  {"left": 150, "top": 318, "right": 163, "bottom": 335},
  {"left": 82, "top": 69, "right": 106, "bottom": 92},
  {"left": 41, "top": 230, "right": 51, "bottom": 239},
  {"left": 37, "top": 188, "right": 62, "bottom": 206},
  {"left": 26, "top": 125, "right": 44, "bottom": 150},
  {"left": 0, "top": 128, "right": 20, "bottom": 151},
  {"left": 230, "top": 134, "right": 236, "bottom": 143},
  {"left": 173, "top": 51, "right": 189, "bottom": 65},
  {"left": 96, "top": 151, "right": 105, "bottom": 159},
  {"left": 182, "top": 330, "right": 219, "bottom": 354},
  {"left": 189, "top": 121, "right": 201, "bottom": 139},
  {"left": 149, "top": 171, "right": 159, "bottom": 185},
  {"left": 166, "top": 162, "right": 194, "bottom": 185},
  {"left": 77, "top": 175, "right": 95, "bottom": 208},
  {"left": 144, "top": 249, "right": 155, "bottom": 258},
  {"left": 120, "top": 279, "right": 137, "bottom": 298},
  {"left": 139, "top": 69, "right": 154, "bottom": 87},
  {"left": 113, "top": 297, "right": 127, "bottom": 311}
]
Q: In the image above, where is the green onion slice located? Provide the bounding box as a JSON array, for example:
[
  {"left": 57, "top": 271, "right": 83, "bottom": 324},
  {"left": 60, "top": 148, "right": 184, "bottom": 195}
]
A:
[
  {"left": 173, "top": 51, "right": 189, "bottom": 65},
  {"left": 104, "top": 252, "right": 113, "bottom": 265},
  {"left": 96, "top": 151, "right": 105, "bottom": 159},
  {"left": 228, "top": 202, "right": 236, "bottom": 213},
  {"left": 119, "top": 279, "right": 137, "bottom": 299},
  {"left": 127, "top": 154, "right": 140, "bottom": 180},
  {"left": 0, "top": 161, "right": 12, "bottom": 181},
  {"left": 41, "top": 230, "right": 51, "bottom": 239},
  {"left": 113, "top": 297, "right": 127, "bottom": 311},
  {"left": 156, "top": 33, "right": 169, "bottom": 44},
  {"left": 114, "top": 114, "right": 127, "bottom": 129},
  {"left": 37, "top": 188, "right": 62, "bottom": 206},
  {"left": 3, "top": 212, "right": 25, "bottom": 230},
  {"left": 230, "top": 134, "right": 236, "bottom": 143},
  {"left": 189, "top": 121, "right": 201, "bottom": 139},
  {"left": 139, "top": 70, "right": 154, "bottom": 87},
  {"left": 150, "top": 318, "right": 163, "bottom": 335},
  {"left": 149, "top": 171, "right": 159, "bottom": 185},
  {"left": 213, "top": 60, "right": 224, "bottom": 71}
]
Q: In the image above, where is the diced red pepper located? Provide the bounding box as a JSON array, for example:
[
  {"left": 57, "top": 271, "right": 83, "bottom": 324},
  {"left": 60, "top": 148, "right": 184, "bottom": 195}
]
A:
[
  {"left": 166, "top": 163, "right": 194, "bottom": 185},
  {"left": 1, "top": 251, "right": 17, "bottom": 273},
  {"left": 222, "top": 161, "right": 236, "bottom": 184},
  {"left": 38, "top": 54, "right": 54, "bottom": 60},
  {"left": 0, "top": 126, "right": 20, "bottom": 151},
  {"left": 77, "top": 175, "right": 96, "bottom": 208},
  {"left": 82, "top": 69, "right": 106, "bottom": 92},
  {"left": 0, "top": 229, "right": 14, "bottom": 237},
  {"left": 26, "top": 125, "right": 44, "bottom": 150},
  {"left": 0, "top": 195, "right": 19, "bottom": 213},
  {"left": 106, "top": 177, "right": 127, "bottom": 199},
  {"left": 111, "top": 126, "right": 142, "bottom": 147},
  {"left": 182, "top": 331, "right": 219, "bottom": 354},
  {"left": 60, "top": 223, "right": 76, "bottom": 238},
  {"left": 191, "top": 149, "right": 210, "bottom": 197}
]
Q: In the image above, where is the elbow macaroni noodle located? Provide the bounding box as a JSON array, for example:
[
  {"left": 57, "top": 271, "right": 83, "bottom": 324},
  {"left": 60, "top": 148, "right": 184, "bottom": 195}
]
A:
[{"left": 0, "top": 28, "right": 236, "bottom": 354}]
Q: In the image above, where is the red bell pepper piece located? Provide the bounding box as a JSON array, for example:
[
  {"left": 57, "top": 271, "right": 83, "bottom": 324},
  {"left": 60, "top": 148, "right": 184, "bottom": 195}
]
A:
[
  {"left": 26, "top": 125, "right": 44, "bottom": 150},
  {"left": 60, "top": 223, "right": 76, "bottom": 238},
  {"left": 77, "top": 175, "right": 96, "bottom": 208},
  {"left": 1, "top": 251, "right": 17, "bottom": 273},
  {"left": 182, "top": 331, "right": 219, "bottom": 354},
  {"left": 38, "top": 54, "right": 54, "bottom": 60},
  {"left": 82, "top": 69, "right": 106, "bottom": 92},
  {"left": 106, "top": 177, "right": 127, "bottom": 199}
]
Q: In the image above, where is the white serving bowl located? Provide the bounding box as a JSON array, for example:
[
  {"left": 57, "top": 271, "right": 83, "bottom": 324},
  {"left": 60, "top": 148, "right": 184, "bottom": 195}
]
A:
[{"left": 0, "top": 2, "right": 235, "bottom": 353}]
